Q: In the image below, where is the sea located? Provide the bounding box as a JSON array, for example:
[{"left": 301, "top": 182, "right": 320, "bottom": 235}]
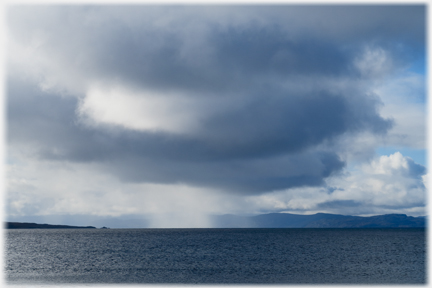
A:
[{"left": 5, "top": 228, "right": 426, "bottom": 285}]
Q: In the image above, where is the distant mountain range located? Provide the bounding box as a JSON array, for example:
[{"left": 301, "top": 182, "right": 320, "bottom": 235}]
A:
[
  {"left": 210, "top": 213, "right": 426, "bottom": 228},
  {"left": 5, "top": 213, "right": 426, "bottom": 229}
]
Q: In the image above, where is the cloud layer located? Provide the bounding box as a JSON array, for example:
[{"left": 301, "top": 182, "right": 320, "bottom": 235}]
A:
[{"left": 6, "top": 5, "right": 426, "bottom": 223}]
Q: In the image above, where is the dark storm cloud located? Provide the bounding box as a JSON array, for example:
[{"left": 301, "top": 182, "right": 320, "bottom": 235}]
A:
[
  {"left": 7, "top": 5, "right": 424, "bottom": 194},
  {"left": 93, "top": 6, "right": 420, "bottom": 92},
  {"left": 7, "top": 76, "right": 378, "bottom": 193},
  {"left": 8, "top": 76, "right": 347, "bottom": 193},
  {"left": 9, "top": 74, "right": 389, "bottom": 164},
  {"left": 102, "top": 150, "right": 345, "bottom": 193},
  {"left": 7, "top": 5, "right": 424, "bottom": 93},
  {"left": 98, "top": 26, "right": 356, "bottom": 92},
  {"left": 199, "top": 88, "right": 392, "bottom": 159}
]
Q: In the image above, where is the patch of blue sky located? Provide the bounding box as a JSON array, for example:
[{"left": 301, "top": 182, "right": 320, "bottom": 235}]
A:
[
  {"left": 409, "top": 55, "right": 426, "bottom": 75},
  {"left": 393, "top": 55, "right": 426, "bottom": 104},
  {"left": 376, "top": 146, "right": 426, "bottom": 167},
  {"left": 380, "top": 68, "right": 426, "bottom": 104}
]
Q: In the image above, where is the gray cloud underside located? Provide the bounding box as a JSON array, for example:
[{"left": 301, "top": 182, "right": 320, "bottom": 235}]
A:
[
  {"left": 8, "top": 77, "right": 386, "bottom": 193},
  {"left": 7, "top": 5, "right": 424, "bottom": 194}
]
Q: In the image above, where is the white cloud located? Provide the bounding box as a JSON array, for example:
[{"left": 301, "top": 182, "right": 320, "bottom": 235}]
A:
[
  {"left": 332, "top": 153, "right": 426, "bottom": 209},
  {"left": 354, "top": 46, "right": 394, "bottom": 79},
  {"left": 78, "top": 85, "right": 199, "bottom": 134},
  {"left": 243, "top": 152, "right": 426, "bottom": 216},
  {"left": 367, "top": 152, "right": 416, "bottom": 175}
]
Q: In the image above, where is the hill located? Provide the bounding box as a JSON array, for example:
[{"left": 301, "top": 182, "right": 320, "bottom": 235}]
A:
[
  {"left": 6, "top": 222, "right": 96, "bottom": 229},
  {"left": 211, "top": 213, "right": 426, "bottom": 228}
]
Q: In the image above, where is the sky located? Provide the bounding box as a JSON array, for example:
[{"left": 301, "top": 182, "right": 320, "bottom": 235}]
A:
[{"left": 5, "top": 4, "right": 428, "bottom": 228}]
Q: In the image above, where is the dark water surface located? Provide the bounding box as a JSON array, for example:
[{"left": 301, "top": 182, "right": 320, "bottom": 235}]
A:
[{"left": 5, "top": 228, "right": 426, "bottom": 284}]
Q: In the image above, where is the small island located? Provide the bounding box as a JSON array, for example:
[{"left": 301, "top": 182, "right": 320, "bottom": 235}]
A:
[{"left": 5, "top": 222, "right": 96, "bottom": 229}]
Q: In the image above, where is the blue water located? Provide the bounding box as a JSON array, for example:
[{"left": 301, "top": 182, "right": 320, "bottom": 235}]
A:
[{"left": 5, "top": 228, "right": 426, "bottom": 284}]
